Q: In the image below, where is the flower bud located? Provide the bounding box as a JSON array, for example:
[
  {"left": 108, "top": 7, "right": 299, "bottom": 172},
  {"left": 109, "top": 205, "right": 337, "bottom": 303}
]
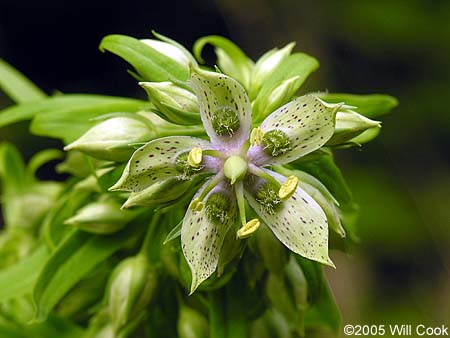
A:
[
  {"left": 258, "top": 75, "right": 301, "bottom": 118},
  {"left": 140, "top": 82, "right": 200, "bottom": 125},
  {"left": 177, "top": 305, "right": 209, "bottom": 338},
  {"left": 64, "top": 117, "right": 152, "bottom": 162},
  {"left": 64, "top": 199, "right": 137, "bottom": 234},
  {"left": 141, "top": 39, "right": 191, "bottom": 69},
  {"left": 121, "top": 177, "right": 193, "bottom": 209},
  {"left": 0, "top": 230, "right": 36, "bottom": 268},
  {"left": 108, "top": 255, "right": 158, "bottom": 332},
  {"left": 327, "top": 110, "right": 381, "bottom": 146},
  {"left": 250, "top": 42, "right": 295, "bottom": 99}
]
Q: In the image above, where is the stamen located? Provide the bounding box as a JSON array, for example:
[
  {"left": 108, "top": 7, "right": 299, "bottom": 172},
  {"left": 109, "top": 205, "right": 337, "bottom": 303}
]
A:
[
  {"left": 249, "top": 164, "right": 281, "bottom": 190},
  {"left": 250, "top": 127, "right": 264, "bottom": 145},
  {"left": 188, "top": 147, "right": 202, "bottom": 167},
  {"left": 197, "top": 172, "right": 225, "bottom": 204},
  {"left": 189, "top": 198, "right": 204, "bottom": 211},
  {"left": 237, "top": 218, "right": 261, "bottom": 239},
  {"left": 234, "top": 181, "right": 247, "bottom": 227},
  {"left": 278, "top": 175, "right": 298, "bottom": 201}
]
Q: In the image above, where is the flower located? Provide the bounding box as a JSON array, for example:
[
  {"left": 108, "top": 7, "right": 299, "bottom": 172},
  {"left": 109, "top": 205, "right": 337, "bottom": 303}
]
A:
[{"left": 111, "top": 66, "right": 343, "bottom": 293}]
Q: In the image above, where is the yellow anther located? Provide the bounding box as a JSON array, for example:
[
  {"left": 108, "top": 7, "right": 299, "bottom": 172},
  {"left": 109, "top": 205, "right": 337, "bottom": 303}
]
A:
[
  {"left": 250, "top": 127, "right": 264, "bottom": 145},
  {"left": 278, "top": 175, "right": 298, "bottom": 201},
  {"left": 188, "top": 147, "right": 203, "bottom": 167},
  {"left": 189, "top": 198, "right": 204, "bottom": 212},
  {"left": 237, "top": 218, "right": 261, "bottom": 239}
]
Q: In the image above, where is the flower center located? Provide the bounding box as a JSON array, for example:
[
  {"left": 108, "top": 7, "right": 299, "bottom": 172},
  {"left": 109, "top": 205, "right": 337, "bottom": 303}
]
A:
[
  {"left": 223, "top": 155, "right": 248, "bottom": 184},
  {"left": 211, "top": 107, "right": 240, "bottom": 136},
  {"left": 255, "top": 182, "right": 282, "bottom": 215},
  {"left": 205, "top": 193, "right": 230, "bottom": 224},
  {"left": 262, "top": 129, "right": 291, "bottom": 157},
  {"left": 175, "top": 152, "right": 202, "bottom": 179}
]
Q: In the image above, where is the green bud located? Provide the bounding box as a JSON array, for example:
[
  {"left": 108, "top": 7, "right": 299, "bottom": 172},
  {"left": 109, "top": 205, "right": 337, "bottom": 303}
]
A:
[
  {"left": 122, "top": 177, "right": 193, "bottom": 209},
  {"left": 223, "top": 155, "right": 248, "bottom": 184},
  {"left": 250, "top": 42, "right": 295, "bottom": 99},
  {"left": 108, "top": 255, "right": 158, "bottom": 332},
  {"left": 0, "top": 230, "right": 36, "bottom": 268},
  {"left": 177, "top": 305, "right": 209, "bottom": 338},
  {"left": 140, "top": 82, "right": 200, "bottom": 125},
  {"left": 256, "top": 225, "right": 288, "bottom": 274},
  {"left": 141, "top": 39, "right": 191, "bottom": 68},
  {"left": 64, "top": 117, "right": 152, "bottom": 162},
  {"left": 327, "top": 109, "right": 381, "bottom": 146},
  {"left": 64, "top": 199, "right": 137, "bottom": 234},
  {"left": 259, "top": 75, "right": 300, "bottom": 118}
]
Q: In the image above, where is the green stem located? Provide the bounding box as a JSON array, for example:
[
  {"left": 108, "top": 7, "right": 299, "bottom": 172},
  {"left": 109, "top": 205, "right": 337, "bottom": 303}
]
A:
[
  {"left": 249, "top": 164, "right": 281, "bottom": 189},
  {"left": 208, "top": 290, "right": 227, "bottom": 338},
  {"left": 226, "top": 281, "right": 248, "bottom": 338},
  {"left": 234, "top": 181, "right": 247, "bottom": 227}
]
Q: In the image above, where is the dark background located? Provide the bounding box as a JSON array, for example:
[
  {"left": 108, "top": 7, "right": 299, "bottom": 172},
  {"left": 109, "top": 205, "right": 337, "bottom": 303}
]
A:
[{"left": 1, "top": 0, "right": 449, "bottom": 331}]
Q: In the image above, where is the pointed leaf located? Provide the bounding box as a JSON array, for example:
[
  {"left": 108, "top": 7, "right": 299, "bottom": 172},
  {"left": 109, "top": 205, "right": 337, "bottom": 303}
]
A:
[{"left": 0, "top": 59, "right": 46, "bottom": 103}]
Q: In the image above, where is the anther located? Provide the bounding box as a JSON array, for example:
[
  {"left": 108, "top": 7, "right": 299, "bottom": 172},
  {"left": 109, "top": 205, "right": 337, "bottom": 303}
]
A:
[
  {"left": 237, "top": 219, "right": 261, "bottom": 239},
  {"left": 250, "top": 127, "right": 264, "bottom": 145},
  {"left": 188, "top": 147, "right": 203, "bottom": 167},
  {"left": 279, "top": 175, "right": 298, "bottom": 201}
]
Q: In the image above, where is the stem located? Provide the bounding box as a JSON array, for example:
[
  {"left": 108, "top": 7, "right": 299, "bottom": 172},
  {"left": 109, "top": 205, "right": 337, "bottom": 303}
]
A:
[
  {"left": 234, "top": 181, "right": 246, "bottom": 227},
  {"left": 249, "top": 164, "right": 281, "bottom": 189},
  {"left": 139, "top": 210, "right": 162, "bottom": 261},
  {"left": 225, "top": 280, "right": 248, "bottom": 338}
]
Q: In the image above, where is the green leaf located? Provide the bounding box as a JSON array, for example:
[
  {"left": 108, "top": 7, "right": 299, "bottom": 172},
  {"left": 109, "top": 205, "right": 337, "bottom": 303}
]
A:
[
  {"left": 26, "top": 149, "right": 64, "bottom": 178},
  {"left": 28, "top": 95, "right": 147, "bottom": 143},
  {"left": 0, "top": 93, "right": 146, "bottom": 136},
  {"left": 252, "top": 53, "right": 319, "bottom": 120},
  {"left": 0, "top": 59, "right": 46, "bottom": 103},
  {"left": 304, "top": 276, "right": 341, "bottom": 334},
  {"left": 193, "top": 35, "right": 254, "bottom": 89},
  {"left": 295, "top": 256, "right": 324, "bottom": 306},
  {"left": 319, "top": 93, "right": 398, "bottom": 118},
  {"left": 33, "top": 222, "right": 144, "bottom": 321},
  {"left": 0, "top": 142, "right": 27, "bottom": 193},
  {"left": 0, "top": 246, "right": 49, "bottom": 302},
  {"left": 99, "top": 34, "right": 189, "bottom": 82}
]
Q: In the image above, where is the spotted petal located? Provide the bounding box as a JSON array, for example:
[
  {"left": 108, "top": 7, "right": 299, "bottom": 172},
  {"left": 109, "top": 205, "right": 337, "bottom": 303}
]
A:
[
  {"left": 244, "top": 170, "right": 334, "bottom": 267},
  {"left": 248, "top": 95, "right": 340, "bottom": 165},
  {"left": 189, "top": 67, "right": 252, "bottom": 150},
  {"left": 110, "top": 136, "right": 218, "bottom": 192},
  {"left": 181, "top": 179, "right": 236, "bottom": 293}
]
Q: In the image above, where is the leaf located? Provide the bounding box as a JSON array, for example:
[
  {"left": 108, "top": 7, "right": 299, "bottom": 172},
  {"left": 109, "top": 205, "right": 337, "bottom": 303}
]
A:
[
  {"left": 193, "top": 35, "right": 254, "bottom": 89},
  {"left": 0, "top": 59, "right": 46, "bottom": 103},
  {"left": 0, "top": 142, "right": 28, "bottom": 193},
  {"left": 33, "top": 222, "right": 144, "bottom": 321},
  {"left": 0, "top": 246, "right": 49, "bottom": 302},
  {"left": 0, "top": 93, "right": 146, "bottom": 136},
  {"left": 29, "top": 95, "right": 147, "bottom": 143},
  {"left": 319, "top": 93, "right": 398, "bottom": 118},
  {"left": 26, "top": 149, "right": 64, "bottom": 178},
  {"left": 99, "top": 34, "right": 189, "bottom": 82},
  {"left": 295, "top": 255, "right": 324, "bottom": 306},
  {"left": 304, "top": 276, "right": 341, "bottom": 334}
]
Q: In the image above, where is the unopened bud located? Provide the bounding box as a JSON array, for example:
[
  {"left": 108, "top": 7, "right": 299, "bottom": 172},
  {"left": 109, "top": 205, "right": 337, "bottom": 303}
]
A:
[
  {"left": 141, "top": 39, "right": 191, "bottom": 68},
  {"left": 64, "top": 117, "right": 152, "bottom": 162},
  {"left": 177, "top": 305, "right": 209, "bottom": 338},
  {"left": 139, "top": 82, "right": 200, "bottom": 125},
  {"left": 65, "top": 199, "right": 136, "bottom": 234},
  {"left": 250, "top": 42, "right": 295, "bottom": 98},
  {"left": 108, "top": 255, "right": 158, "bottom": 332},
  {"left": 327, "top": 110, "right": 381, "bottom": 146},
  {"left": 259, "top": 76, "right": 301, "bottom": 118}
]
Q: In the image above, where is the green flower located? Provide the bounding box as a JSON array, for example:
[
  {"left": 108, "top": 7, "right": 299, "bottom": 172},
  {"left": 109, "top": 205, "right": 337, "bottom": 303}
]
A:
[{"left": 112, "top": 67, "right": 343, "bottom": 293}]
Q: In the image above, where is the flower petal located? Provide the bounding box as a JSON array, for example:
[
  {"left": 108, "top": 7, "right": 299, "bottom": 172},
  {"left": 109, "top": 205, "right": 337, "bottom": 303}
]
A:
[
  {"left": 110, "top": 136, "right": 218, "bottom": 192},
  {"left": 244, "top": 170, "right": 333, "bottom": 267},
  {"left": 189, "top": 67, "right": 252, "bottom": 150},
  {"left": 181, "top": 178, "right": 236, "bottom": 293},
  {"left": 248, "top": 95, "right": 340, "bottom": 165}
]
